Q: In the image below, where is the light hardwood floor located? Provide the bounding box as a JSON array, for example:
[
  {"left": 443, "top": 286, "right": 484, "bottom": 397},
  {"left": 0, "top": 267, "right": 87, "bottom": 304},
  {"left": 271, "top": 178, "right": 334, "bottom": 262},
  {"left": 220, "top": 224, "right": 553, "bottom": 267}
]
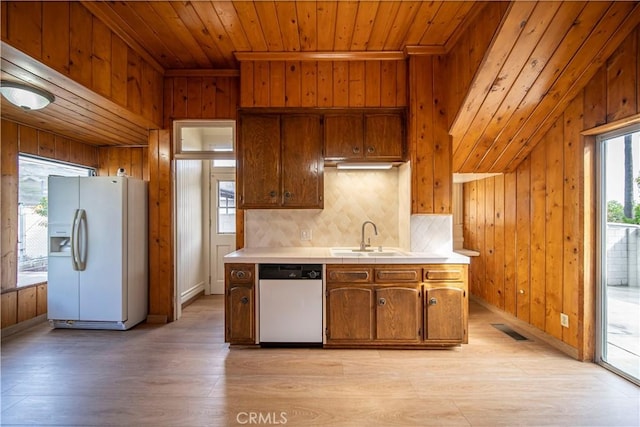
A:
[{"left": 1, "top": 296, "right": 638, "bottom": 426}]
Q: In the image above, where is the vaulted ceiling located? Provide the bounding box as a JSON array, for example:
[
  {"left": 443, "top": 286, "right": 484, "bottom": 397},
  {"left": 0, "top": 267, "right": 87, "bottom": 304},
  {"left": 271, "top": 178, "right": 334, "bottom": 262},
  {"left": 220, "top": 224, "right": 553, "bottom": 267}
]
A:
[
  {"left": 83, "top": 1, "right": 477, "bottom": 69},
  {"left": 2, "top": 1, "right": 640, "bottom": 173}
]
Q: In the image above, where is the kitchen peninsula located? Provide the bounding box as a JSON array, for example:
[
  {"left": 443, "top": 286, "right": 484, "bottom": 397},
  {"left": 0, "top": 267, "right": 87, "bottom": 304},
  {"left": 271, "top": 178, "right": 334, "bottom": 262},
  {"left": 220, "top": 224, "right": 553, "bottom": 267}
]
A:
[{"left": 224, "top": 247, "right": 469, "bottom": 349}]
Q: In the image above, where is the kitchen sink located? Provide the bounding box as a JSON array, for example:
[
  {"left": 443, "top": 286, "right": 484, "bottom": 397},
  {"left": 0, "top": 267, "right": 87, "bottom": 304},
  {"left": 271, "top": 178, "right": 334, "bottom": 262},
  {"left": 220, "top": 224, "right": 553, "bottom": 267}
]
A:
[{"left": 330, "top": 248, "right": 408, "bottom": 257}]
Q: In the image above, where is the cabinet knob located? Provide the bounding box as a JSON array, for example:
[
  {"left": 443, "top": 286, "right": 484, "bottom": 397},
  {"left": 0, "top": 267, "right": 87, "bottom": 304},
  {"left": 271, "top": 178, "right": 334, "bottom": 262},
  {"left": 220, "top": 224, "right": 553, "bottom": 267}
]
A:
[
  {"left": 353, "top": 146, "right": 360, "bottom": 154},
  {"left": 519, "top": 289, "right": 525, "bottom": 294},
  {"left": 378, "top": 298, "right": 386, "bottom": 306},
  {"left": 235, "top": 270, "right": 246, "bottom": 279},
  {"left": 367, "top": 146, "right": 375, "bottom": 154},
  {"left": 284, "top": 191, "right": 292, "bottom": 199},
  {"left": 429, "top": 297, "right": 437, "bottom": 305},
  {"left": 240, "top": 296, "right": 249, "bottom": 304},
  {"left": 269, "top": 190, "right": 277, "bottom": 197}
]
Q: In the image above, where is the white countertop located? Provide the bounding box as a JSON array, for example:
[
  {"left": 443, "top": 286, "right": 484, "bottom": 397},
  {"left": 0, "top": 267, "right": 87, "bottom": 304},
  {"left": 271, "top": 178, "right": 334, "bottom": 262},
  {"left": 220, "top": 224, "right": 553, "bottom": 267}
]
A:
[{"left": 223, "top": 247, "right": 470, "bottom": 264}]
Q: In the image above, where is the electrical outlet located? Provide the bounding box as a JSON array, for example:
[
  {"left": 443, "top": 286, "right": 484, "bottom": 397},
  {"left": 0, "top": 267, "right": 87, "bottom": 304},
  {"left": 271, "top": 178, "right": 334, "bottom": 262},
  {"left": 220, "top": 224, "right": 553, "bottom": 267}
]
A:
[
  {"left": 300, "top": 229, "right": 312, "bottom": 241},
  {"left": 560, "top": 313, "right": 569, "bottom": 328}
]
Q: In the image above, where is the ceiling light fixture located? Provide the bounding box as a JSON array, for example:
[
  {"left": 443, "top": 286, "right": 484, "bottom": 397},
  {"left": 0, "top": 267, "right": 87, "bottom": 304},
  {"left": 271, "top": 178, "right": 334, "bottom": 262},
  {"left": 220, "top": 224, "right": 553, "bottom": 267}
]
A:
[
  {"left": 336, "top": 162, "right": 394, "bottom": 170},
  {"left": 0, "top": 80, "right": 55, "bottom": 110}
]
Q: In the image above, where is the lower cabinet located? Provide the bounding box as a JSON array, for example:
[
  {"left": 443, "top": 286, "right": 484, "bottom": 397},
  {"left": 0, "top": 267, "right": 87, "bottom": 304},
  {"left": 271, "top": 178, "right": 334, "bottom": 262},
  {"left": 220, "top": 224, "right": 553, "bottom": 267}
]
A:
[
  {"left": 326, "top": 284, "right": 421, "bottom": 344},
  {"left": 225, "top": 263, "right": 255, "bottom": 344},
  {"left": 424, "top": 286, "right": 464, "bottom": 342},
  {"left": 326, "top": 264, "right": 468, "bottom": 348},
  {"left": 224, "top": 263, "right": 468, "bottom": 348}
]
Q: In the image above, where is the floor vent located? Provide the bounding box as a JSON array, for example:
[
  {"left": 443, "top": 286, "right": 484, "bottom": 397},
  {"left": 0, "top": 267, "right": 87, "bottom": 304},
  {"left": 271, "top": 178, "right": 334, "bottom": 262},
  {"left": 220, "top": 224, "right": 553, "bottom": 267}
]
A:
[{"left": 491, "top": 323, "right": 529, "bottom": 341}]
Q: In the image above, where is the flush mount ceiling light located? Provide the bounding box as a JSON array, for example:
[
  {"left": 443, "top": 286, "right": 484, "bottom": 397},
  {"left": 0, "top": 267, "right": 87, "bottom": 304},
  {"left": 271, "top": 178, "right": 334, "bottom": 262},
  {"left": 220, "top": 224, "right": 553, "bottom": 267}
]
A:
[
  {"left": 0, "top": 80, "right": 55, "bottom": 110},
  {"left": 336, "top": 162, "right": 393, "bottom": 170}
]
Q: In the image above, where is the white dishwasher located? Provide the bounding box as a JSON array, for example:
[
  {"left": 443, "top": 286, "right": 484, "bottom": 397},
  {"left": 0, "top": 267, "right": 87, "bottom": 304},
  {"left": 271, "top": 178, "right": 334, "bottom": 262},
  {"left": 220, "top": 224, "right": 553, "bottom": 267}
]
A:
[{"left": 259, "top": 264, "right": 323, "bottom": 345}]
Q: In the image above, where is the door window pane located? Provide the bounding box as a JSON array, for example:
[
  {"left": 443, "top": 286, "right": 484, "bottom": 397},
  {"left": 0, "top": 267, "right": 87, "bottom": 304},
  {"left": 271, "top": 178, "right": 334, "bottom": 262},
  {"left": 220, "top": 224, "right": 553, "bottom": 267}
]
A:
[{"left": 218, "top": 180, "right": 235, "bottom": 234}]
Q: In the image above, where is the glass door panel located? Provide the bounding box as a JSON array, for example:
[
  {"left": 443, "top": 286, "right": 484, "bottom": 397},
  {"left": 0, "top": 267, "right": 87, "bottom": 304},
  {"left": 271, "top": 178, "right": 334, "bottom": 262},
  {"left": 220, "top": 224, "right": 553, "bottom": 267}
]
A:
[{"left": 599, "top": 130, "right": 640, "bottom": 385}]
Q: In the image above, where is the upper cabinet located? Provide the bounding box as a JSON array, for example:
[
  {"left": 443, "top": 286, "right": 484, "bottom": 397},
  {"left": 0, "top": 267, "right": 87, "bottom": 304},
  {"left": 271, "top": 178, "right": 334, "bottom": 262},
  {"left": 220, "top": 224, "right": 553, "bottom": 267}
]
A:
[
  {"left": 324, "top": 110, "right": 405, "bottom": 162},
  {"left": 238, "top": 112, "right": 323, "bottom": 209}
]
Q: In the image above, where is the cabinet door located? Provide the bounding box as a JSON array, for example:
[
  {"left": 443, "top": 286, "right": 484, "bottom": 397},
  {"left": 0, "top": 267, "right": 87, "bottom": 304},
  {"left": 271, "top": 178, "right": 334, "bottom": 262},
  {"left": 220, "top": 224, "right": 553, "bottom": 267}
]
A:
[
  {"left": 326, "top": 286, "right": 374, "bottom": 341},
  {"left": 324, "top": 114, "right": 364, "bottom": 160},
  {"left": 364, "top": 113, "right": 403, "bottom": 160},
  {"left": 238, "top": 114, "right": 280, "bottom": 208},
  {"left": 226, "top": 285, "right": 255, "bottom": 344},
  {"left": 281, "top": 115, "right": 323, "bottom": 208},
  {"left": 424, "top": 287, "right": 464, "bottom": 342},
  {"left": 376, "top": 285, "right": 421, "bottom": 342}
]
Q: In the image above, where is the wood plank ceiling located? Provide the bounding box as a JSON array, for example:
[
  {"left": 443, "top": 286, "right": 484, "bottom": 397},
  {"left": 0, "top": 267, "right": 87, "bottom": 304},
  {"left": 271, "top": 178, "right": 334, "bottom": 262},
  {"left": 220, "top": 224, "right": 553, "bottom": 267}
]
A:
[
  {"left": 83, "top": 1, "right": 477, "bottom": 69},
  {"left": 2, "top": 1, "right": 640, "bottom": 173},
  {"left": 452, "top": 1, "right": 640, "bottom": 173}
]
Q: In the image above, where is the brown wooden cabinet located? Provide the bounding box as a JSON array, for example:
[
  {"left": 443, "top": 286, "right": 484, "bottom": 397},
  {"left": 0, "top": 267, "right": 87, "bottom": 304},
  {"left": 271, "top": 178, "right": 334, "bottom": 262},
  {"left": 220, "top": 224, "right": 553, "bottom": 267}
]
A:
[
  {"left": 424, "top": 286, "right": 464, "bottom": 342},
  {"left": 326, "top": 265, "right": 422, "bottom": 346},
  {"left": 326, "top": 264, "right": 468, "bottom": 348},
  {"left": 324, "top": 110, "right": 404, "bottom": 161},
  {"left": 225, "top": 263, "right": 255, "bottom": 344},
  {"left": 423, "top": 265, "right": 468, "bottom": 344},
  {"left": 238, "top": 113, "right": 323, "bottom": 209}
]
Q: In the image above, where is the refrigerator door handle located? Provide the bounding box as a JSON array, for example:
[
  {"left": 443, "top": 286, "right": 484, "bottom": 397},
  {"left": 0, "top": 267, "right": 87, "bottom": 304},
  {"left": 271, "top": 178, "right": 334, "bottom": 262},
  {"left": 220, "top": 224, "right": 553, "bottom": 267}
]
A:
[
  {"left": 71, "top": 209, "right": 81, "bottom": 271},
  {"left": 77, "top": 209, "right": 87, "bottom": 271}
]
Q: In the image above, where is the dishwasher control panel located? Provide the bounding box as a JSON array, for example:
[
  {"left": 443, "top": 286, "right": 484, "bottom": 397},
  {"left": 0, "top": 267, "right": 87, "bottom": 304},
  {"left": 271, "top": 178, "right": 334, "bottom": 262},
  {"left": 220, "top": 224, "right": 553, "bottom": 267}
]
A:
[{"left": 259, "top": 264, "right": 322, "bottom": 280}]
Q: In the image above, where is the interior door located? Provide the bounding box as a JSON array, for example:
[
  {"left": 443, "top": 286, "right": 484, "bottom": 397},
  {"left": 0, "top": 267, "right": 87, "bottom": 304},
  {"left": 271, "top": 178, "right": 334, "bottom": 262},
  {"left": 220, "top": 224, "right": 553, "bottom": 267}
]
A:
[{"left": 210, "top": 171, "right": 236, "bottom": 294}]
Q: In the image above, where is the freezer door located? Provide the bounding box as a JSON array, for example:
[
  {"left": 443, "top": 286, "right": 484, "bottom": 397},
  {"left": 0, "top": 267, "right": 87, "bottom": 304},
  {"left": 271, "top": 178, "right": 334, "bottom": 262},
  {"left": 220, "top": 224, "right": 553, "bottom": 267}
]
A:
[
  {"left": 48, "top": 176, "right": 79, "bottom": 226},
  {"left": 47, "top": 177, "right": 80, "bottom": 320},
  {"left": 47, "top": 257, "right": 80, "bottom": 320},
  {"left": 78, "top": 177, "right": 127, "bottom": 321}
]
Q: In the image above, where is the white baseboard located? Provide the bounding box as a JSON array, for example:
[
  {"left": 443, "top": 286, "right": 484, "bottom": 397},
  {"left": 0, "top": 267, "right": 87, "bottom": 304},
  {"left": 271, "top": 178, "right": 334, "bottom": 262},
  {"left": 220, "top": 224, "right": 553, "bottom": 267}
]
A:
[{"left": 180, "top": 281, "right": 205, "bottom": 304}]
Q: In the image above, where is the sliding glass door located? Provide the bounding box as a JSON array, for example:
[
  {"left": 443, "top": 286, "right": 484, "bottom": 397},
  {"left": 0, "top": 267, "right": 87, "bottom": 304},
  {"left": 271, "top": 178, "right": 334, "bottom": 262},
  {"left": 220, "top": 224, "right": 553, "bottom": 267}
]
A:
[{"left": 598, "top": 128, "right": 640, "bottom": 385}]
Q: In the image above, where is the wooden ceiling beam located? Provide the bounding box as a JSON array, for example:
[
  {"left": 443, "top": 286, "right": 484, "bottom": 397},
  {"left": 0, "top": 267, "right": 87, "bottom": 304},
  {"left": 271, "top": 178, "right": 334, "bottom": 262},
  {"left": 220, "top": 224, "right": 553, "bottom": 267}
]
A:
[{"left": 234, "top": 51, "right": 406, "bottom": 62}]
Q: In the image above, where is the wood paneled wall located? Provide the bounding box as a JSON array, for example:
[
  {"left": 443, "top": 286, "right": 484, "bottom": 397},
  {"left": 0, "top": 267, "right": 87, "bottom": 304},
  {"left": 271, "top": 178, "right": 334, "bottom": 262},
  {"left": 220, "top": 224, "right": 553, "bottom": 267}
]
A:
[
  {"left": 98, "top": 147, "right": 149, "bottom": 181},
  {"left": 1, "top": 1, "right": 163, "bottom": 126},
  {"left": 409, "top": 55, "right": 451, "bottom": 214},
  {"left": 163, "top": 75, "right": 240, "bottom": 128},
  {"left": 239, "top": 60, "right": 407, "bottom": 108},
  {"left": 463, "top": 27, "right": 640, "bottom": 360},
  {"left": 147, "top": 129, "right": 173, "bottom": 323},
  {"left": 464, "top": 109, "right": 583, "bottom": 351},
  {"left": 1, "top": 119, "right": 99, "bottom": 329},
  {"left": 1, "top": 284, "right": 47, "bottom": 329}
]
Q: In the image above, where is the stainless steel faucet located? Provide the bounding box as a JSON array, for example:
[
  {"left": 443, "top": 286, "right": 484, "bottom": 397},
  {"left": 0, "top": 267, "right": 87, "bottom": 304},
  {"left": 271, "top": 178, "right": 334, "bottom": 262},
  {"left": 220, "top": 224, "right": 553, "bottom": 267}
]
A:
[{"left": 360, "top": 221, "right": 378, "bottom": 251}]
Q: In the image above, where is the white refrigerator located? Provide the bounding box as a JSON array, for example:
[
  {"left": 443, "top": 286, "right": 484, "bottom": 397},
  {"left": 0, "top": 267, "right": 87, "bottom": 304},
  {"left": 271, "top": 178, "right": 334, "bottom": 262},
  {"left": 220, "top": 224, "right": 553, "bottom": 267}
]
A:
[{"left": 47, "top": 176, "right": 148, "bottom": 330}]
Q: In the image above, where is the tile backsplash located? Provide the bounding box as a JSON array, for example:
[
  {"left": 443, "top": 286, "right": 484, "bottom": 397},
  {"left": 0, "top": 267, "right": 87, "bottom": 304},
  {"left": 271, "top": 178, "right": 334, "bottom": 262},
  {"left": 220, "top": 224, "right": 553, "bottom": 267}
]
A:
[
  {"left": 245, "top": 168, "right": 403, "bottom": 248},
  {"left": 409, "top": 214, "right": 453, "bottom": 253},
  {"left": 244, "top": 165, "right": 454, "bottom": 253}
]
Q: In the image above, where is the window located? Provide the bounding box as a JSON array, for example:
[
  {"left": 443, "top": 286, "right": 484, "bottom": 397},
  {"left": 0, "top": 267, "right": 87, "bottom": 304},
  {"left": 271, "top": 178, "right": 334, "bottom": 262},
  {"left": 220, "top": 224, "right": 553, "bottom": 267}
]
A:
[
  {"left": 174, "top": 120, "right": 236, "bottom": 166},
  {"left": 217, "top": 180, "right": 236, "bottom": 234},
  {"left": 18, "top": 156, "right": 93, "bottom": 287}
]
